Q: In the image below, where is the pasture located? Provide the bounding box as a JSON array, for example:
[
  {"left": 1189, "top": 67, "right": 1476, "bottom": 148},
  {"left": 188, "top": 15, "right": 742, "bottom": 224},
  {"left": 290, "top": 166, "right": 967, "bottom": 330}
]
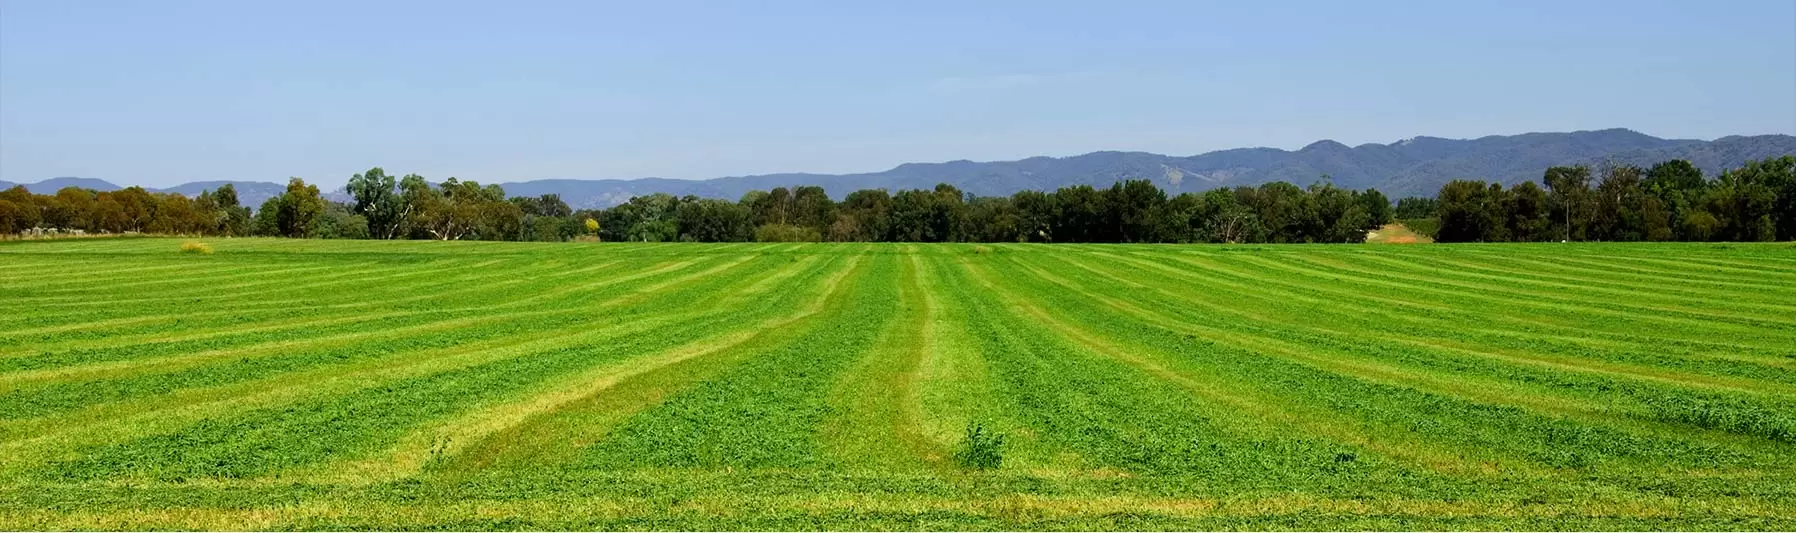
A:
[{"left": 1, "top": 238, "right": 1794, "bottom": 530}]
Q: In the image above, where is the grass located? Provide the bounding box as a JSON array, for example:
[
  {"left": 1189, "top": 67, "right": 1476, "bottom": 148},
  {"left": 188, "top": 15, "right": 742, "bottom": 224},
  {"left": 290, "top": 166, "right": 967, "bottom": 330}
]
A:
[{"left": 1, "top": 238, "right": 1794, "bottom": 530}]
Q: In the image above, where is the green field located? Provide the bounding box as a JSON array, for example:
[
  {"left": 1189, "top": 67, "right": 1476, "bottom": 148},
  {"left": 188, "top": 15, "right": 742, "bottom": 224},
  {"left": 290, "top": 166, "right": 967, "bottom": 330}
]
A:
[{"left": 1, "top": 238, "right": 1794, "bottom": 530}]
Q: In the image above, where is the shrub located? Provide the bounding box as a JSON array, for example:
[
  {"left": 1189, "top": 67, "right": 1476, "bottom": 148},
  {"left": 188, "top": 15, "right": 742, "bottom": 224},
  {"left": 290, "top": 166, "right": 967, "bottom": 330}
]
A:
[
  {"left": 1399, "top": 217, "right": 1440, "bottom": 239},
  {"left": 952, "top": 422, "right": 1005, "bottom": 470},
  {"left": 179, "top": 241, "right": 213, "bottom": 254},
  {"left": 755, "top": 223, "right": 821, "bottom": 243}
]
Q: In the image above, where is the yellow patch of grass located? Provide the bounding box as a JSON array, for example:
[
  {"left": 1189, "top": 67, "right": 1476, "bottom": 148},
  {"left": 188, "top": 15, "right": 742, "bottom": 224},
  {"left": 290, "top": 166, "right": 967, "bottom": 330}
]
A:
[
  {"left": 1365, "top": 223, "right": 1432, "bottom": 244},
  {"left": 179, "top": 241, "right": 214, "bottom": 254}
]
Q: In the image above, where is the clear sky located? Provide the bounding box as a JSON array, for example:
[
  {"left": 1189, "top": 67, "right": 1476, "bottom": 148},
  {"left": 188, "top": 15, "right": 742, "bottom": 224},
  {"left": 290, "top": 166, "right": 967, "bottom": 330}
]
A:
[{"left": 2, "top": 0, "right": 1793, "bottom": 188}]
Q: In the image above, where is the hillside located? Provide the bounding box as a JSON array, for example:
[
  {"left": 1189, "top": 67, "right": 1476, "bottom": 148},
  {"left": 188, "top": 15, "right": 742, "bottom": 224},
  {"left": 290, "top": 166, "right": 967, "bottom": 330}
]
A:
[{"left": 8, "top": 129, "right": 1793, "bottom": 209}]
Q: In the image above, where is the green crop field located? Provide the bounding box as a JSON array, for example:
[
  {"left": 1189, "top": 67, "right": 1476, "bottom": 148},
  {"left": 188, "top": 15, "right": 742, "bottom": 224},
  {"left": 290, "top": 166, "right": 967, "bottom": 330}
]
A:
[{"left": 1, "top": 238, "right": 1794, "bottom": 530}]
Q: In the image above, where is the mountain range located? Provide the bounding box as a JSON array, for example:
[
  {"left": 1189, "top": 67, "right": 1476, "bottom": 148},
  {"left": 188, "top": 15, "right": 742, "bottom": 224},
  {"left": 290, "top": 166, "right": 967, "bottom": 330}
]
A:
[{"left": 5, "top": 129, "right": 1793, "bottom": 210}]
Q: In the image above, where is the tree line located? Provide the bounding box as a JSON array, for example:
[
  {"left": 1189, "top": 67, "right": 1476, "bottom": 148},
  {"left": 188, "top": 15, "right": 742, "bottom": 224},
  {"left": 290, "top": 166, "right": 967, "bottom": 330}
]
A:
[
  {"left": 6, "top": 156, "right": 1790, "bottom": 243},
  {"left": 1424, "top": 156, "right": 1796, "bottom": 242},
  {"left": 1, "top": 167, "right": 1394, "bottom": 243}
]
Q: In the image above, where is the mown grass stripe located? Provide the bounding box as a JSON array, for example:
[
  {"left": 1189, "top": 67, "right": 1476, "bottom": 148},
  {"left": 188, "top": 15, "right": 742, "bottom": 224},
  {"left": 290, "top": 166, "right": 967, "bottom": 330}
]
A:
[
  {"left": 1112, "top": 250, "right": 1796, "bottom": 377},
  {"left": 1344, "top": 252, "right": 1796, "bottom": 328},
  {"left": 980, "top": 253, "right": 1775, "bottom": 478},
  {"left": 819, "top": 251, "right": 949, "bottom": 472},
  {"left": 313, "top": 254, "right": 862, "bottom": 483},
  {"left": 1050, "top": 251, "right": 1796, "bottom": 454},
  {"left": 953, "top": 253, "right": 1490, "bottom": 480}
]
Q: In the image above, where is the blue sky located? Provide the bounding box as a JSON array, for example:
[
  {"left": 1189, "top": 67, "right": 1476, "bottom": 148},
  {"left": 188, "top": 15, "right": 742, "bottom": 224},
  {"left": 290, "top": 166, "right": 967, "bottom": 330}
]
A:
[{"left": 2, "top": 0, "right": 1793, "bottom": 188}]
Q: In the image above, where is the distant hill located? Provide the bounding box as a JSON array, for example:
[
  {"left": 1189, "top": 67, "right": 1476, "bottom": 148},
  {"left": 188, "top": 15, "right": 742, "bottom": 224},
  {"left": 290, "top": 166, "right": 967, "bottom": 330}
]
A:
[
  {"left": 21, "top": 177, "right": 122, "bottom": 193},
  {"left": 10, "top": 129, "right": 1794, "bottom": 209},
  {"left": 1, "top": 179, "right": 286, "bottom": 209},
  {"left": 156, "top": 181, "right": 291, "bottom": 211},
  {"left": 490, "top": 129, "right": 1793, "bottom": 206}
]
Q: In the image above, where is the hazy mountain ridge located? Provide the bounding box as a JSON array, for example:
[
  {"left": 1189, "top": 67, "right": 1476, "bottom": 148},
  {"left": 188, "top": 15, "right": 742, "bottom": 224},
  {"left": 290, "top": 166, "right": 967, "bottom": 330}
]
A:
[{"left": 9, "top": 129, "right": 1793, "bottom": 209}]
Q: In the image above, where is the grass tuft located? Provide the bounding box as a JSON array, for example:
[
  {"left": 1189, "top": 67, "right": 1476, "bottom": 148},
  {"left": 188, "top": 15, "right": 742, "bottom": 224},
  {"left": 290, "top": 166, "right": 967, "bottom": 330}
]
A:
[
  {"left": 952, "top": 422, "right": 1005, "bottom": 470},
  {"left": 179, "top": 241, "right": 214, "bottom": 254}
]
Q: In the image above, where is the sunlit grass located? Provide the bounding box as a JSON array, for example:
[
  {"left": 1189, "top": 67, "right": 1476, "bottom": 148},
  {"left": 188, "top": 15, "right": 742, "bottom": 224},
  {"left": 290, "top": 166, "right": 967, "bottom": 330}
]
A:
[{"left": 0, "top": 238, "right": 1792, "bottom": 530}]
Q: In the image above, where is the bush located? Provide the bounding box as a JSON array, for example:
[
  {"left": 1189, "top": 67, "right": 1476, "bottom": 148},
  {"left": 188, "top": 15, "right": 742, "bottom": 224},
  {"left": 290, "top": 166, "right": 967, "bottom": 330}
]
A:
[
  {"left": 179, "top": 241, "right": 213, "bottom": 254},
  {"left": 952, "top": 422, "right": 1005, "bottom": 470},
  {"left": 754, "top": 223, "right": 821, "bottom": 242},
  {"left": 1399, "top": 217, "right": 1440, "bottom": 239}
]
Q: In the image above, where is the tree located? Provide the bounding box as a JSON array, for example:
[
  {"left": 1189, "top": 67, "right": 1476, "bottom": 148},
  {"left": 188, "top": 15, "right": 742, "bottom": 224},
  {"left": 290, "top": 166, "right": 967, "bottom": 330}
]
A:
[
  {"left": 91, "top": 195, "right": 127, "bottom": 233},
  {"left": 834, "top": 189, "right": 893, "bottom": 242},
  {"left": 1393, "top": 197, "right": 1438, "bottom": 220},
  {"left": 1357, "top": 188, "right": 1392, "bottom": 227},
  {"left": 1434, "top": 180, "right": 1507, "bottom": 243},
  {"left": 1150, "top": 193, "right": 1202, "bottom": 243},
  {"left": 965, "top": 196, "right": 1023, "bottom": 243},
  {"left": 1011, "top": 190, "right": 1056, "bottom": 242},
  {"left": 0, "top": 186, "right": 40, "bottom": 233},
  {"left": 1704, "top": 160, "right": 1783, "bottom": 242},
  {"left": 1239, "top": 182, "right": 1309, "bottom": 243},
  {"left": 348, "top": 167, "right": 405, "bottom": 239},
  {"left": 514, "top": 194, "right": 573, "bottom": 218},
  {"left": 1505, "top": 181, "right": 1552, "bottom": 242},
  {"left": 790, "top": 185, "right": 836, "bottom": 234},
  {"left": 748, "top": 187, "right": 793, "bottom": 227},
  {"left": 1105, "top": 180, "right": 1167, "bottom": 243},
  {"left": 412, "top": 178, "right": 509, "bottom": 240},
  {"left": 1728, "top": 156, "right": 1796, "bottom": 240},
  {"left": 676, "top": 198, "right": 753, "bottom": 242},
  {"left": 274, "top": 177, "right": 325, "bottom": 238},
  {"left": 1645, "top": 160, "right": 1707, "bottom": 240},
  {"left": 398, "top": 174, "right": 435, "bottom": 239},
  {"left": 54, "top": 188, "right": 97, "bottom": 231},
  {"left": 1308, "top": 183, "right": 1372, "bottom": 243},
  {"left": 1195, "top": 188, "right": 1259, "bottom": 243},
  {"left": 314, "top": 202, "right": 371, "bottom": 239},
  {"left": 30, "top": 192, "right": 68, "bottom": 231},
  {"left": 208, "top": 184, "right": 253, "bottom": 236},
  {"left": 1051, "top": 185, "right": 1105, "bottom": 242},
  {"left": 253, "top": 197, "right": 281, "bottom": 236},
  {"left": 112, "top": 187, "right": 156, "bottom": 232},
  {"left": 1591, "top": 162, "right": 1648, "bottom": 241},
  {"left": 1542, "top": 165, "right": 1593, "bottom": 241}
]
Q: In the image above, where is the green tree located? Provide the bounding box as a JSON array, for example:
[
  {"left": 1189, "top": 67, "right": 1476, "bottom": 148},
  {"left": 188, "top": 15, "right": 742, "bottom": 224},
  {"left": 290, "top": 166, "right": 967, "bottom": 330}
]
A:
[
  {"left": 1393, "top": 197, "right": 1438, "bottom": 220},
  {"left": 676, "top": 198, "right": 753, "bottom": 242},
  {"left": 208, "top": 184, "right": 253, "bottom": 236},
  {"left": 833, "top": 189, "right": 893, "bottom": 242},
  {"left": 965, "top": 196, "right": 1023, "bottom": 242},
  {"left": 1542, "top": 165, "right": 1593, "bottom": 241},
  {"left": 1591, "top": 163, "right": 1649, "bottom": 241},
  {"left": 1010, "top": 190, "right": 1056, "bottom": 242},
  {"left": 1105, "top": 180, "right": 1167, "bottom": 243},
  {"left": 1357, "top": 188, "right": 1393, "bottom": 228},
  {"left": 1050, "top": 185, "right": 1105, "bottom": 242},
  {"left": 348, "top": 167, "right": 405, "bottom": 239},
  {"left": 274, "top": 177, "right": 325, "bottom": 238},
  {"left": 0, "top": 186, "right": 39, "bottom": 234},
  {"left": 1644, "top": 160, "right": 1707, "bottom": 240},
  {"left": 1194, "top": 188, "right": 1260, "bottom": 243},
  {"left": 1505, "top": 181, "right": 1552, "bottom": 242},
  {"left": 1434, "top": 180, "right": 1507, "bottom": 243}
]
